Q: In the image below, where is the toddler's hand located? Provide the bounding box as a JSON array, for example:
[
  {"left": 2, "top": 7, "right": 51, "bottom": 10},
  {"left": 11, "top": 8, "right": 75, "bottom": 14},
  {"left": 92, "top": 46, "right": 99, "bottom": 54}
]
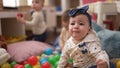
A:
[
  {"left": 16, "top": 13, "right": 25, "bottom": 24},
  {"left": 96, "top": 59, "right": 108, "bottom": 68}
]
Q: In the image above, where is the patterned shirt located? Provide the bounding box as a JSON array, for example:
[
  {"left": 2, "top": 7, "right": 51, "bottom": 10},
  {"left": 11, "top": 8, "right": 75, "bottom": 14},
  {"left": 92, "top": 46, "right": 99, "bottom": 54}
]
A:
[{"left": 57, "top": 30, "right": 109, "bottom": 68}]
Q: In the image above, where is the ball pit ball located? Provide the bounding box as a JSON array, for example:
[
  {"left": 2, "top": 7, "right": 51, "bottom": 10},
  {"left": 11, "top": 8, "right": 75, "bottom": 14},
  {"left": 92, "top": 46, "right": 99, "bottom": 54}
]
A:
[
  {"left": 41, "top": 62, "right": 51, "bottom": 68},
  {"left": 40, "top": 57, "right": 48, "bottom": 64},
  {"left": 24, "top": 64, "right": 32, "bottom": 68},
  {"left": 45, "top": 48, "right": 53, "bottom": 55},
  {"left": 68, "top": 58, "right": 73, "bottom": 63},
  {"left": 48, "top": 56, "right": 56, "bottom": 65},
  {"left": 54, "top": 61, "right": 59, "bottom": 68},
  {"left": 14, "top": 64, "right": 24, "bottom": 68},
  {"left": 27, "top": 56, "right": 38, "bottom": 65},
  {"left": 54, "top": 54, "right": 60, "bottom": 61},
  {"left": 10, "top": 61, "right": 17, "bottom": 68},
  {"left": 1, "top": 63, "right": 11, "bottom": 68},
  {"left": 32, "top": 64, "right": 41, "bottom": 68},
  {"left": 19, "top": 61, "right": 29, "bottom": 65}
]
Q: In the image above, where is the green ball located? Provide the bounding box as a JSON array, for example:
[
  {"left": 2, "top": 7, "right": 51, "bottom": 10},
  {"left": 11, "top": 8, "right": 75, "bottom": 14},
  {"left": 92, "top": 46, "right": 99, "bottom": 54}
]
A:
[
  {"left": 54, "top": 54, "right": 60, "bottom": 61},
  {"left": 48, "top": 56, "right": 56, "bottom": 65},
  {"left": 24, "top": 64, "right": 32, "bottom": 68},
  {"left": 68, "top": 58, "right": 73, "bottom": 63},
  {"left": 54, "top": 61, "right": 59, "bottom": 68},
  {"left": 10, "top": 61, "right": 17, "bottom": 68}
]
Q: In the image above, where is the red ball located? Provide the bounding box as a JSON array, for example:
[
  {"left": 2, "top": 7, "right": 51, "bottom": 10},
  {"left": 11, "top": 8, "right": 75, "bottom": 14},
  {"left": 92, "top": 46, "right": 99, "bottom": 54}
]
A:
[
  {"left": 20, "top": 61, "right": 28, "bottom": 65},
  {"left": 17, "top": 13, "right": 23, "bottom": 17},
  {"left": 41, "top": 62, "right": 51, "bottom": 68},
  {"left": 27, "top": 56, "right": 38, "bottom": 65},
  {"left": 14, "top": 64, "right": 24, "bottom": 68}
]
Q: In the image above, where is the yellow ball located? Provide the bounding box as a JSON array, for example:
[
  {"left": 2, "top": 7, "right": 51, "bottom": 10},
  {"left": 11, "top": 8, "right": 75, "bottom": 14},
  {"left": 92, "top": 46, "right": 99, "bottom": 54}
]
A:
[
  {"left": 117, "top": 60, "right": 120, "bottom": 68},
  {"left": 37, "top": 56, "right": 41, "bottom": 60},
  {"left": 1, "top": 63, "right": 11, "bottom": 68},
  {"left": 32, "top": 64, "right": 41, "bottom": 68}
]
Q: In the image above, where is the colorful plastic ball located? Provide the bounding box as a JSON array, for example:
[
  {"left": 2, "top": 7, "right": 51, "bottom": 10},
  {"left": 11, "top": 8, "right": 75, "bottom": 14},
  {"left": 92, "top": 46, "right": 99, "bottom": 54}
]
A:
[
  {"left": 24, "top": 64, "right": 32, "bottom": 68},
  {"left": 68, "top": 58, "right": 73, "bottom": 63},
  {"left": 40, "top": 57, "right": 48, "bottom": 64},
  {"left": 54, "top": 61, "right": 59, "bottom": 68},
  {"left": 37, "top": 56, "right": 41, "bottom": 60},
  {"left": 41, "top": 62, "right": 51, "bottom": 68},
  {"left": 20, "top": 61, "right": 29, "bottom": 65},
  {"left": 1, "top": 62, "right": 11, "bottom": 68},
  {"left": 41, "top": 54, "right": 49, "bottom": 58},
  {"left": 14, "top": 64, "right": 24, "bottom": 68},
  {"left": 45, "top": 48, "right": 53, "bottom": 55},
  {"left": 10, "top": 61, "right": 17, "bottom": 68},
  {"left": 27, "top": 56, "right": 38, "bottom": 65},
  {"left": 32, "top": 64, "right": 41, "bottom": 68},
  {"left": 54, "top": 54, "right": 60, "bottom": 61},
  {"left": 48, "top": 56, "right": 56, "bottom": 65},
  {"left": 13, "top": 64, "right": 19, "bottom": 68}
]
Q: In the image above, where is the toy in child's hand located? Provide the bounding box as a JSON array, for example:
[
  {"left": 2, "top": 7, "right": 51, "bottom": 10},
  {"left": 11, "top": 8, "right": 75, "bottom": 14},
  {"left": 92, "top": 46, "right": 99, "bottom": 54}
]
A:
[{"left": 17, "top": 13, "right": 23, "bottom": 17}]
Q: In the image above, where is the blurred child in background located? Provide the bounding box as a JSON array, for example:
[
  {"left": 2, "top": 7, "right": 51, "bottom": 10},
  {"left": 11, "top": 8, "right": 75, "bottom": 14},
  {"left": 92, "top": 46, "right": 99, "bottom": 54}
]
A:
[
  {"left": 59, "top": 9, "right": 71, "bottom": 50},
  {"left": 17, "top": 0, "right": 47, "bottom": 42}
]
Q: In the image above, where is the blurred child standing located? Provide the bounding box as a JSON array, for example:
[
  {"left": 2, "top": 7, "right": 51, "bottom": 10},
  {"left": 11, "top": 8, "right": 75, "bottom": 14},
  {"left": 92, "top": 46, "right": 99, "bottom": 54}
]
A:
[{"left": 17, "top": 0, "right": 47, "bottom": 42}]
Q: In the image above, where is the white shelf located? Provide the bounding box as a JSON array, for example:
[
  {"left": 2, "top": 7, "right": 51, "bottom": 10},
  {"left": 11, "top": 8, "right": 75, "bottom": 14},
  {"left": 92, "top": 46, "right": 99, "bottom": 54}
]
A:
[
  {"left": 0, "top": 11, "right": 26, "bottom": 35},
  {"left": 0, "top": 11, "right": 26, "bottom": 18}
]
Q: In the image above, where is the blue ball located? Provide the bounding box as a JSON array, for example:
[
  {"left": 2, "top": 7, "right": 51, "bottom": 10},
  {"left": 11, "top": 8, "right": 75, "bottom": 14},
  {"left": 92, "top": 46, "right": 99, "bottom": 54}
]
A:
[
  {"left": 45, "top": 48, "right": 53, "bottom": 55},
  {"left": 40, "top": 57, "right": 48, "bottom": 64}
]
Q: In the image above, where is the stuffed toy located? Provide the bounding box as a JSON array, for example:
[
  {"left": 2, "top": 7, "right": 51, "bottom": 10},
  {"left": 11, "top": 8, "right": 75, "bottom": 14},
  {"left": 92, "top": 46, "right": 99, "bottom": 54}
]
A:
[
  {"left": 0, "top": 41, "right": 10, "bottom": 65},
  {"left": 92, "top": 21, "right": 120, "bottom": 59},
  {"left": 0, "top": 48, "right": 10, "bottom": 65}
]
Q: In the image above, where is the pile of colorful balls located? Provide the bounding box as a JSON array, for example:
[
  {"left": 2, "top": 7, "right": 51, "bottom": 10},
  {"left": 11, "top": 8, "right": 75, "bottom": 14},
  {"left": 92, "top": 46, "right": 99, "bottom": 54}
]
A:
[{"left": 0, "top": 47, "right": 62, "bottom": 68}]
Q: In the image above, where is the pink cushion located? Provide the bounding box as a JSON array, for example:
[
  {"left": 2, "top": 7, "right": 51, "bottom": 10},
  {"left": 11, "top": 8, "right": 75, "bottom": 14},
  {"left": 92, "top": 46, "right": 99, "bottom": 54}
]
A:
[{"left": 7, "top": 41, "right": 54, "bottom": 62}]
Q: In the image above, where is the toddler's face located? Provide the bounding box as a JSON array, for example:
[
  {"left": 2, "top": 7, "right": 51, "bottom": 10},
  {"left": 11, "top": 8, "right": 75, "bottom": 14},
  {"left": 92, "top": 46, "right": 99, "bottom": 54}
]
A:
[
  {"left": 69, "top": 14, "right": 90, "bottom": 41},
  {"left": 31, "top": 0, "right": 44, "bottom": 11}
]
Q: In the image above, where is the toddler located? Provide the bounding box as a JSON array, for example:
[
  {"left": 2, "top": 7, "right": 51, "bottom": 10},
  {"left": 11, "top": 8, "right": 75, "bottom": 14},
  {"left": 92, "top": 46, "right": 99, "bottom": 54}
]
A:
[
  {"left": 57, "top": 5, "right": 109, "bottom": 68},
  {"left": 17, "top": 0, "right": 47, "bottom": 42}
]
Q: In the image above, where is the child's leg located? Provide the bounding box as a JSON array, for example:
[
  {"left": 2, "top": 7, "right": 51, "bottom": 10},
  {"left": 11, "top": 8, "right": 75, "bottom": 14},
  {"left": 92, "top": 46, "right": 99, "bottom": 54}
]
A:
[{"left": 33, "top": 31, "right": 47, "bottom": 42}]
